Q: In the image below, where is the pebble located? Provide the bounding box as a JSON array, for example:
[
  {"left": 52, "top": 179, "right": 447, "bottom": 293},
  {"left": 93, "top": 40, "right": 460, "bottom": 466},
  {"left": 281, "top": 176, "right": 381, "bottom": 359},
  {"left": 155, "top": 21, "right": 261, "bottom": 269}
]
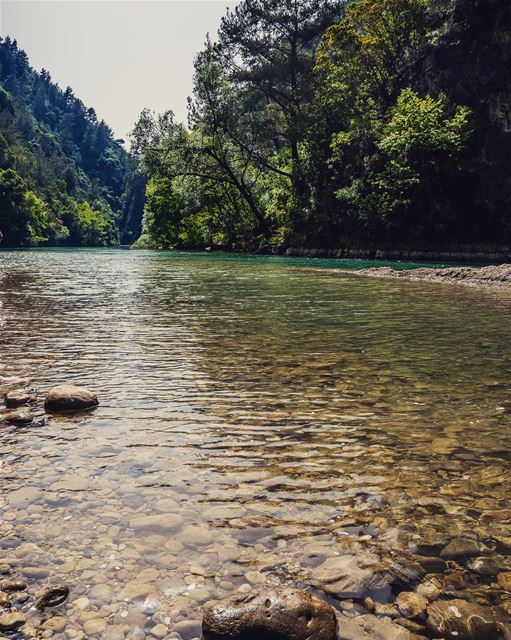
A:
[
  {"left": 440, "top": 538, "right": 490, "bottom": 559},
  {"left": 174, "top": 621, "right": 203, "bottom": 640},
  {"left": 1, "top": 410, "right": 33, "bottom": 425},
  {"left": 129, "top": 513, "right": 183, "bottom": 534},
  {"left": 151, "top": 624, "right": 168, "bottom": 639},
  {"left": 395, "top": 591, "right": 428, "bottom": 619},
  {"left": 0, "top": 579, "right": 27, "bottom": 592},
  {"left": 5, "top": 391, "right": 35, "bottom": 408},
  {"left": 498, "top": 573, "right": 511, "bottom": 591},
  {"left": 42, "top": 616, "right": 67, "bottom": 632},
  {"left": 0, "top": 611, "right": 27, "bottom": 632},
  {"left": 83, "top": 617, "right": 107, "bottom": 635}
]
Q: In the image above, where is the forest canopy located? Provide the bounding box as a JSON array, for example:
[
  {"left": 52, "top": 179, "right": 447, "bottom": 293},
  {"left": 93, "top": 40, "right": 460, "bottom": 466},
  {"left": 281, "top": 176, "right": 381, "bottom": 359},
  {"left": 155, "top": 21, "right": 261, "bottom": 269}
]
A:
[{"left": 133, "top": 0, "right": 510, "bottom": 253}]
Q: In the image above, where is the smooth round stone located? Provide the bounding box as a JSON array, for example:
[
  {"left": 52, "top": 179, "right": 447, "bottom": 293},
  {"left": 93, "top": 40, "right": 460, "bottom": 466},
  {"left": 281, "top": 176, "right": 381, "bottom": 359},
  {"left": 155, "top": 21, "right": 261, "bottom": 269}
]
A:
[
  {"left": 42, "top": 616, "right": 66, "bottom": 632},
  {"left": 83, "top": 618, "right": 107, "bottom": 635},
  {"left": 151, "top": 624, "right": 168, "bottom": 639},
  {"left": 51, "top": 476, "right": 89, "bottom": 491},
  {"left": 6, "top": 487, "right": 42, "bottom": 508},
  {"left": 0, "top": 579, "right": 27, "bottom": 592},
  {"left": 88, "top": 583, "right": 113, "bottom": 605},
  {"left": 174, "top": 621, "right": 203, "bottom": 640},
  {"left": 1, "top": 410, "right": 33, "bottom": 425},
  {"left": 73, "top": 597, "right": 91, "bottom": 611},
  {"left": 100, "top": 625, "right": 125, "bottom": 640},
  {"left": 44, "top": 385, "right": 98, "bottom": 412},
  {"left": 180, "top": 525, "right": 214, "bottom": 547},
  {"left": 0, "top": 611, "right": 27, "bottom": 632},
  {"left": 5, "top": 391, "right": 35, "bottom": 408},
  {"left": 129, "top": 513, "right": 183, "bottom": 534},
  {"left": 416, "top": 579, "right": 442, "bottom": 602},
  {"left": 126, "top": 628, "right": 146, "bottom": 640}
]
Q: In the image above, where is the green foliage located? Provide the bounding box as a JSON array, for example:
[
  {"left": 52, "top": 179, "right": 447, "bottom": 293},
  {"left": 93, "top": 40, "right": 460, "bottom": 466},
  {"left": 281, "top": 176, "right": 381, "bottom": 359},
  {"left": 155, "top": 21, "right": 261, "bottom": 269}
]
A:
[
  {"left": 0, "top": 37, "right": 144, "bottom": 247},
  {"left": 133, "top": 0, "right": 493, "bottom": 251},
  {"left": 379, "top": 89, "right": 472, "bottom": 156}
]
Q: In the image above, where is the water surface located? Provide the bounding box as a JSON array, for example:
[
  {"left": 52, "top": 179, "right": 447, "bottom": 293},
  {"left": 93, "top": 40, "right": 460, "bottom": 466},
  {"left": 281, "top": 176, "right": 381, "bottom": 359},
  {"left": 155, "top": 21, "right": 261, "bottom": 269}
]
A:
[{"left": 0, "top": 249, "right": 510, "bottom": 638}]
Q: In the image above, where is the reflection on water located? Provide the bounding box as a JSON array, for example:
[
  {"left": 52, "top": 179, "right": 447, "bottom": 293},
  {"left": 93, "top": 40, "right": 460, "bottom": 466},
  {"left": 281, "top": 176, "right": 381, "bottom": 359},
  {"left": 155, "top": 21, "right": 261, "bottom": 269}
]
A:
[{"left": 0, "top": 249, "right": 510, "bottom": 638}]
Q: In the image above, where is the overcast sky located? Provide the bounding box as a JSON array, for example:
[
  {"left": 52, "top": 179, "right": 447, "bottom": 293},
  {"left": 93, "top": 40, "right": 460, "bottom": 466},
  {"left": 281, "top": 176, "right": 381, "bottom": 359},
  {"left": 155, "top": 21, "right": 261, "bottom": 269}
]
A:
[{"left": 0, "top": 1, "right": 238, "bottom": 139}]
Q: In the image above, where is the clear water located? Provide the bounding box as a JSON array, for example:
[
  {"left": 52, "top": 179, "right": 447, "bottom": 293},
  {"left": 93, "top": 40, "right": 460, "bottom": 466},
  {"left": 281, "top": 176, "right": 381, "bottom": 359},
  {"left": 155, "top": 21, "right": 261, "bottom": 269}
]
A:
[{"left": 0, "top": 249, "right": 510, "bottom": 638}]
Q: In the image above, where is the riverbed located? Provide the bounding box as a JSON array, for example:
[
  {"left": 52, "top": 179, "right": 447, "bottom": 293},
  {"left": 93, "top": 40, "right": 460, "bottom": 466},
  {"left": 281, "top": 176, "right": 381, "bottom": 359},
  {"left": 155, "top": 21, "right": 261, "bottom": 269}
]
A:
[{"left": 1, "top": 249, "right": 510, "bottom": 639}]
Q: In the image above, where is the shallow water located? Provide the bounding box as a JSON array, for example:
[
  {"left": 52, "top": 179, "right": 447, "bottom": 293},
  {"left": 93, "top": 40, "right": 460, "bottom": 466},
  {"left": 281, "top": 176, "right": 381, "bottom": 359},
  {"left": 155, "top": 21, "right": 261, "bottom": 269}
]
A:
[{"left": 0, "top": 249, "right": 510, "bottom": 638}]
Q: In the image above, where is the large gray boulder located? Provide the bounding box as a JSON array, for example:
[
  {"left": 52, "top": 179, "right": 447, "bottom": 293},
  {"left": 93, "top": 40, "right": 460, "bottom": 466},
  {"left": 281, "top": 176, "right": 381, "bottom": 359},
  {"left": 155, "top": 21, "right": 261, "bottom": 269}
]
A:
[{"left": 44, "top": 385, "right": 98, "bottom": 412}]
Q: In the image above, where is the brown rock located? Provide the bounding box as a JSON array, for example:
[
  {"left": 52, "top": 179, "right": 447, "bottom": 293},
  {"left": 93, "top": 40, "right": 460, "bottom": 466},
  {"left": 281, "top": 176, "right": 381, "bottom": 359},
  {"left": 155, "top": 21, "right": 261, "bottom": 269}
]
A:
[
  {"left": 440, "top": 538, "right": 490, "bottom": 560},
  {"left": 426, "top": 599, "right": 497, "bottom": 639},
  {"left": 4, "top": 390, "right": 35, "bottom": 408},
  {"left": 44, "top": 385, "right": 98, "bottom": 412},
  {"left": 395, "top": 592, "right": 428, "bottom": 619},
  {"left": 498, "top": 573, "right": 511, "bottom": 592},
  {"left": 0, "top": 580, "right": 27, "bottom": 592},
  {"left": 202, "top": 589, "right": 337, "bottom": 640},
  {"left": 34, "top": 584, "right": 70, "bottom": 610},
  {"left": 1, "top": 410, "right": 33, "bottom": 425},
  {"left": 0, "top": 612, "right": 26, "bottom": 632}
]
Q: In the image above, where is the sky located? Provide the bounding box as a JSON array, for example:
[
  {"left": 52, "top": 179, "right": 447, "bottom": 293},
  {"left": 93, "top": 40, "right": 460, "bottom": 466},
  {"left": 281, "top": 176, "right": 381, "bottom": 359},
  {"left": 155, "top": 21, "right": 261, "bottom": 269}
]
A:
[{"left": 0, "top": 0, "right": 238, "bottom": 140}]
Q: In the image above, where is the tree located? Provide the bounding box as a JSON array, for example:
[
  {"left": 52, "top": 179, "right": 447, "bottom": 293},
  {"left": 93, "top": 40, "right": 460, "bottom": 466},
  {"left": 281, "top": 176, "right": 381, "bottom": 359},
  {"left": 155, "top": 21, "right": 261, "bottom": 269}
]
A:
[{"left": 219, "top": 0, "right": 344, "bottom": 167}]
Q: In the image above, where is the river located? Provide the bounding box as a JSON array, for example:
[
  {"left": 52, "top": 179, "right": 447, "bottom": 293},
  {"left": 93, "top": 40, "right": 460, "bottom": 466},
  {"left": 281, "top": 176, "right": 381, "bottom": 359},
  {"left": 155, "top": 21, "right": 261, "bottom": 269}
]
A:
[{"left": 0, "top": 249, "right": 510, "bottom": 639}]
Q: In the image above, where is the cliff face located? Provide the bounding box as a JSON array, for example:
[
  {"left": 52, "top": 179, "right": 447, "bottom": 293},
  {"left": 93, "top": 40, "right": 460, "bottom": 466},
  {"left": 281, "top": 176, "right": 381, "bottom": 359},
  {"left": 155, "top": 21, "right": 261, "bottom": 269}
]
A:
[{"left": 413, "top": 0, "right": 511, "bottom": 235}]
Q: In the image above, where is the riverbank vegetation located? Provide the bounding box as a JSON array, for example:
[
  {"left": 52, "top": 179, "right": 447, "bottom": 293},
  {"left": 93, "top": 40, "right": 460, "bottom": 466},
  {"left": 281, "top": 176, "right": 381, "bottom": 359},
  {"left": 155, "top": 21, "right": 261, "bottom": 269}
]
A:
[
  {"left": 0, "top": 37, "right": 145, "bottom": 247},
  {"left": 133, "top": 0, "right": 510, "bottom": 253}
]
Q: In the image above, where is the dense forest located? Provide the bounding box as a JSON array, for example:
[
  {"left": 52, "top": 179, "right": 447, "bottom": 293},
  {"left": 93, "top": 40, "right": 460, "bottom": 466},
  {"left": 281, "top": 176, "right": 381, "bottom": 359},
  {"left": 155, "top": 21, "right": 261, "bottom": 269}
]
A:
[
  {"left": 133, "top": 0, "right": 511, "bottom": 254},
  {"left": 0, "top": 37, "right": 145, "bottom": 247}
]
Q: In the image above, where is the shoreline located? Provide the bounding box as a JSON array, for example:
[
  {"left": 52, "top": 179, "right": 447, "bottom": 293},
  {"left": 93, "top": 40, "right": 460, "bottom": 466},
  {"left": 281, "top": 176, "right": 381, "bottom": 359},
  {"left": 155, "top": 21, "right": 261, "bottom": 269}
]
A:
[{"left": 334, "top": 263, "right": 511, "bottom": 291}]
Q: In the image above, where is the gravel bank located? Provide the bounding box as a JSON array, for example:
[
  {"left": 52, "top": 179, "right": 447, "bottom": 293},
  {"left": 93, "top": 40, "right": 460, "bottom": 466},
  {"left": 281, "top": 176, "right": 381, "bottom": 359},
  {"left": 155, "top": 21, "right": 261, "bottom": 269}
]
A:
[{"left": 349, "top": 263, "right": 511, "bottom": 290}]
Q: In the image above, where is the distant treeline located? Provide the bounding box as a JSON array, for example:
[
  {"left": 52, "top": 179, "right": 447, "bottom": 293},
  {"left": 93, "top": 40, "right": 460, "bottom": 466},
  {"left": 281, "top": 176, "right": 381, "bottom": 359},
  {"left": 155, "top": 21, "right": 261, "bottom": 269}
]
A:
[
  {"left": 0, "top": 37, "right": 145, "bottom": 247},
  {"left": 133, "top": 0, "right": 511, "bottom": 253}
]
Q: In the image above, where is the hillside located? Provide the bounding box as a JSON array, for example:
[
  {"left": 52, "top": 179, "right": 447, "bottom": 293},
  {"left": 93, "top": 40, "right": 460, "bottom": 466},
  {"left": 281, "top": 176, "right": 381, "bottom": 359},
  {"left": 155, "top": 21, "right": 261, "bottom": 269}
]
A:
[{"left": 0, "top": 37, "right": 145, "bottom": 247}]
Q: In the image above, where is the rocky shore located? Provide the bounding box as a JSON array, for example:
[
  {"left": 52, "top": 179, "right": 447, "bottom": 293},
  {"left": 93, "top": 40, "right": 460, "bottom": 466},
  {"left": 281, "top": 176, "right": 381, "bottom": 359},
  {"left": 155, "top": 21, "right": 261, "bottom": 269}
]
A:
[{"left": 342, "top": 263, "right": 511, "bottom": 291}]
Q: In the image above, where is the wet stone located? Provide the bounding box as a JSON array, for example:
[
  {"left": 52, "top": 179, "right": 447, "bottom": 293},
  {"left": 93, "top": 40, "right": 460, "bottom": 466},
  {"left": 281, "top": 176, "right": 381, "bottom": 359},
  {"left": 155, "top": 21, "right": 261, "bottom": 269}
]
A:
[
  {"left": 129, "top": 513, "right": 183, "bottom": 534},
  {"left": 426, "top": 598, "right": 498, "bottom": 639},
  {"left": 4, "top": 391, "right": 35, "bottom": 408},
  {"left": 42, "top": 616, "right": 66, "bottom": 632},
  {"left": 497, "top": 573, "right": 511, "bottom": 591},
  {"left": 44, "top": 384, "right": 98, "bottom": 412},
  {"left": 466, "top": 556, "right": 500, "bottom": 576},
  {"left": 1, "top": 410, "right": 33, "bottom": 425},
  {"left": 310, "top": 554, "right": 387, "bottom": 599},
  {"left": 34, "top": 584, "right": 70, "bottom": 610},
  {"left": 416, "top": 578, "right": 442, "bottom": 602},
  {"left": 0, "top": 579, "right": 27, "bottom": 592},
  {"left": 440, "top": 538, "right": 490, "bottom": 560},
  {"left": 0, "top": 611, "right": 26, "bottom": 632},
  {"left": 202, "top": 589, "right": 337, "bottom": 640},
  {"left": 395, "top": 591, "right": 428, "bottom": 619}
]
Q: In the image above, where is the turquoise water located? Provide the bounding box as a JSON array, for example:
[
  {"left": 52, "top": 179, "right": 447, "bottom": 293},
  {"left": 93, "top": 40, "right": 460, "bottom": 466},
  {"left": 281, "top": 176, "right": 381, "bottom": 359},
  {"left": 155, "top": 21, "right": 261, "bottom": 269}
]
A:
[{"left": 3, "top": 246, "right": 473, "bottom": 270}]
